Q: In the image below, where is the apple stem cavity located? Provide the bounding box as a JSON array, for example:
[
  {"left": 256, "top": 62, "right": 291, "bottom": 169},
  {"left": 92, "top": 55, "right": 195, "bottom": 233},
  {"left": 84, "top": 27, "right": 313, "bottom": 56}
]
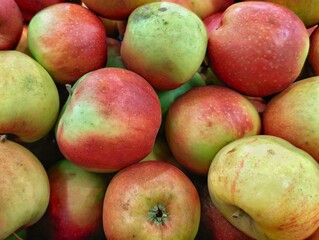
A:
[
  {"left": 65, "top": 84, "right": 73, "bottom": 96},
  {"left": 0, "top": 134, "right": 7, "bottom": 142},
  {"left": 232, "top": 208, "right": 245, "bottom": 219},
  {"left": 148, "top": 204, "right": 168, "bottom": 226}
]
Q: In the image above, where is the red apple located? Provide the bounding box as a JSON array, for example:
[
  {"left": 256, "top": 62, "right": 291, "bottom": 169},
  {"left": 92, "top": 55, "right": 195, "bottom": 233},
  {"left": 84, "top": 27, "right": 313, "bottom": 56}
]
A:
[
  {"left": 15, "top": 24, "right": 31, "bottom": 56},
  {"left": 308, "top": 26, "right": 319, "bottom": 76},
  {"left": 40, "top": 159, "right": 110, "bottom": 240},
  {"left": 165, "top": 85, "right": 261, "bottom": 175},
  {"left": 208, "top": 1, "right": 309, "bottom": 97},
  {"left": 102, "top": 161, "right": 201, "bottom": 239},
  {"left": 203, "top": 12, "right": 223, "bottom": 38},
  {"left": 55, "top": 68, "right": 162, "bottom": 173},
  {"left": 27, "top": 3, "right": 107, "bottom": 84},
  {"left": 15, "top": 0, "right": 66, "bottom": 22},
  {"left": 0, "top": 0, "right": 23, "bottom": 50}
]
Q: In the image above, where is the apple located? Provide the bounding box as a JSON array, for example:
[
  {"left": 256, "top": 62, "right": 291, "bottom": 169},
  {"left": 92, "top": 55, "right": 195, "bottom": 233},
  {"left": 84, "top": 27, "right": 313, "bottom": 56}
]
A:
[
  {"left": 102, "top": 160, "right": 201, "bottom": 239},
  {"left": 0, "top": 138, "right": 50, "bottom": 240},
  {"left": 244, "top": 0, "right": 319, "bottom": 27},
  {"left": 27, "top": 159, "right": 111, "bottom": 240},
  {"left": 55, "top": 67, "right": 162, "bottom": 173},
  {"left": 203, "top": 12, "right": 223, "bottom": 37},
  {"left": 15, "top": 24, "right": 31, "bottom": 56},
  {"left": 208, "top": 135, "right": 319, "bottom": 240},
  {"left": 208, "top": 1, "right": 309, "bottom": 97},
  {"left": 165, "top": 85, "right": 261, "bottom": 175},
  {"left": 105, "top": 37, "right": 125, "bottom": 69},
  {"left": 27, "top": 3, "right": 107, "bottom": 85},
  {"left": 308, "top": 27, "right": 319, "bottom": 76},
  {"left": 0, "top": 0, "right": 24, "bottom": 50},
  {"left": 195, "top": 180, "right": 253, "bottom": 240},
  {"left": 0, "top": 50, "right": 60, "bottom": 142},
  {"left": 121, "top": 2, "right": 207, "bottom": 90},
  {"left": 263, "top": 76, "right": 319, "bottom": 162},
  {"left": 307, "top": 227, "right": 319, "bottom": 240}
]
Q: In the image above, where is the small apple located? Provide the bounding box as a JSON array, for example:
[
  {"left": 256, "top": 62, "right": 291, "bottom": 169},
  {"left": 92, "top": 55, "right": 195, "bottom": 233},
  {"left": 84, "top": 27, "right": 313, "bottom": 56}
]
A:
[
  {"left": 208, "top": 135, "right": 319, "bottom": 240},
  {"left": 208, "top": 1, "right": 309, "bottom": 97},
  {"left": 0, "top": 50, "right": 60, "bottom": 142},
  {"left": 0, "top": 0, "right": 23, "bottom": 50},
  {"left": 263, "top": 76, "right": 319, "bottom": 162},
  {"left": 0, "top": 138, "right": 50, "bottom": 240},
  {"left": 121, "top": 2, "right": 208, "bottom": 90},
  {"left": 27, "top": 159, "right": 111, "bottom": 240},
  {"left": 27, "top": 3, "right": 107, "bottom": 84},
  {"left": 244, "top": 0, "right": 319, "bottom": 27},
  {"left": 165, "top": 85, "right": 261, "bottom": 175},
  {"left": 102, "top": 160, "right": 201, "bottom": 239},
  {"left": 55, "top": 68, "right": 162, "bottom": 173}
]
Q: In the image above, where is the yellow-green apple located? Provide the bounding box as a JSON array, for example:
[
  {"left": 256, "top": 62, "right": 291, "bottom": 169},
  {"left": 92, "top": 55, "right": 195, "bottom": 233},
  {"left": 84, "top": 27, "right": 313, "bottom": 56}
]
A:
[
  {"left": 244, "top": 0, "right": 319, "bottom": 27},
  {"left": 263, "top": 76, "right": 319, "bottom": 162},
  {"left": 0, "top": 50, "right": 60, "bottom": 142},
  {"left": 55, "top": 68, "right": 162, "bottom": 173},
  {"left": 208, "top": 1, "right": 309, "bottom": 97},
  {"left": 28, "top": 159, "right": 110, "bottom": 240},
  {"left": 121, "top": 2, "right": 208, "bottom": 90},
  {"left": 15, "top": 0, "right": 66, "bottom": 22},
  {"left": 308, "top": 27, "right": 319, "bottom": 76},
  {"left": 102, "top": 160, "right": 201, "bottom": 239},
  {"left": 208, "top": 135, "right": 319, "bottom": 240},
  {"left": 27, "top": 3, "right": 107, "bottom": 85},
  {"left": 0, "top": 0, "right": 23, "bottom": 50},
  {"left": 165, "top": 85, "right": 261, "bottom": 175},
  {"left": 0, "top": 139, "right": 50, "bottom": 240},
  {"left": 185, "top": 0, "right": 233, "bottom": 20}
]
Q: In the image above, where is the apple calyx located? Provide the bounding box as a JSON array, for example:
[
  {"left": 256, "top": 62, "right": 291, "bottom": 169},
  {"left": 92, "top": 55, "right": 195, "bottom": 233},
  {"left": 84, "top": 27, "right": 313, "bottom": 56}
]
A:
[
  {"left": 148, "top": 204, "right": 168, "bottom": 226},
  {"left": 0, "top": 134, "right": 7, "bottom": 142}
]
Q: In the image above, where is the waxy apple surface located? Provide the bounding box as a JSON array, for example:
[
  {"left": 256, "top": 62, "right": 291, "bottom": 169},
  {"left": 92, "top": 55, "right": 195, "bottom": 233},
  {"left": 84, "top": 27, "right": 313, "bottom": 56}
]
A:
[
  {"left": 263, "top": 76, "right": 319, "bottom": 162},
  {"left": 56, "top": 68, "right": 162, "bottom": 172},
  {"left": 103, "top": 161, "right": 201, "bottom": 240},
  {"left": 165, "top": 85, "right": 261, "bottom": 175},
  {"left": 27, "top": 3, "right": 107, "bottom": 84},
  {"left": 121, "top": 2, "right": 208, "bottom": 90},
  {"left": 0, "top": 50, "right": 60, "bottom": 142},
  {"left": 208, "top": 1, "right": 309, "bottom": 97},
  {"left": 208, "top": 135, "right": 319, "bottom": 240}
]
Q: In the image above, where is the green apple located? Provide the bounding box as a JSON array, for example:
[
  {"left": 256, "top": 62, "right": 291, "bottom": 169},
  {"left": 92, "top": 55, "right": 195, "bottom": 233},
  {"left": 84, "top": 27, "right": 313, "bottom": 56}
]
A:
[
  {"left": 0, "top": 138, "right": 50, "bottom": 240},
  {"left": 208, "top": 135, "right": 319, "bottom": 240},
  {"left": 0, "top": 50, "right": 60, "bottom": 142}
]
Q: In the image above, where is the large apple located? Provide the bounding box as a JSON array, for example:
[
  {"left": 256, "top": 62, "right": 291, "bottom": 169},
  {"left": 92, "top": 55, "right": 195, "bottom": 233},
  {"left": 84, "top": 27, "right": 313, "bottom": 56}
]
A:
[
  {"left": 165, "top": 85, "right": 261, "bottom": 175},
  {"left": 208, "top": 135, "right": 319, "bottom": 240},
  {"left": 102, "top": 160, "right": 201, "bottom": 239},
  {"left": 244, "top": 0, "right": 319, "bottom": 27},
  {"left": 0, "top": 0, "right": 23, "bottom": 50},
  {"left": 263, "top": 76, "right": 319, "bottom": 162},
  {"left": 27, "top": 3, "right": 107, "bottom": 85},
  {"left": 0, "top": 50, "right": 60, "bottom": 142},
  {"left": 121, "top": 2, "right": 208, "bottom": 90},
  {"left": 208, "top": 1, "right": 309, "bottom": 97},
  {"left": 0, "top": 138, "right": 50, "bottom": 240},
  {"left": 55, "top": 68, "right": 162, "bottom": 173},
  {"left": 27, "top": 159, "right": 110, "bottom": 240}
]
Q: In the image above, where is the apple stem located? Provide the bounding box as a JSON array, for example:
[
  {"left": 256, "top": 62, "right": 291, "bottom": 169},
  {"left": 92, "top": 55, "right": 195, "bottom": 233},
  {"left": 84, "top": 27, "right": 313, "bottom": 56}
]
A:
[
  {"left": 0, "top": 134, "right": 7, "bottom": 142},
  {"left": 65, "top": 84, "right": 73, "bottom": 96},
  {"left": 12, "top": 232, "right": 24, "bottom": 240},
  {"left": 232, "top": 209, "right": 245, "bottom": 219},
  {"left": 148, "top": 204, "right": 168, "bottom": 226}
]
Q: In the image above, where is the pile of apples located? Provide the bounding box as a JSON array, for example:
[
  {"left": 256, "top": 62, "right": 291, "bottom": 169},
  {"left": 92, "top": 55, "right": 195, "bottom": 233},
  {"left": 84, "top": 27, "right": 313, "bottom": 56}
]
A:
[{"left": 1, "top": 0, "right": 319, "bottom": 239}]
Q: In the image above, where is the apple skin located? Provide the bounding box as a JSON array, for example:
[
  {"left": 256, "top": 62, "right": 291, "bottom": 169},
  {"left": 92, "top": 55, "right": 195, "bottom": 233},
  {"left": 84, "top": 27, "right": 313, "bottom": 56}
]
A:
[
  {"left": 208, "top": 135, "right": 319, "bottom": 240},
  {"left": 55, "top": 68, "right": 162, "bottom": 173},
  {"left": 121, "top": 2, "right": 208, "bottom": 90},
  {"left": 32, "top": 159, "right": 110, "bottom": 240},
  {"left": 244, "top": 0, "right": 319, "bottom": 27},
  {"left": 102, "top": 160, "right": 201, "bottom": 240},
  {"left": 0, "top": 139, "right": 50, "bottom": 240},
  {"left": 27, "top": 3, "right": 107, "bottom": 85},
  {"left": 0, "top": 0, "right": 24, "bottom": 50},
  {"left": 208, "top": 1, "right": 309, "bottom": 97},
  {"left": 203, "top": 12, "right": 223, "bottom": 37},
  {"left": 15, "top": 24, "right": 31, "bottom": 56},
  {"left": 0, "top": 50, "right": 60, "bottom": 142},
  {"left": 263, "top": 76, "right": 319, "bottom": 162},
  {"left": 105, "top": 38, "right": 125, "bottom": 69},
  {"left": 308, "top": 27, "right": 319, "bottom": 76},
  {"left": 15, "top": 0, "right": 66, "bottom": 22},
  {"left": 165, "top": 85, "right": 261, "bottom": 175}
]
